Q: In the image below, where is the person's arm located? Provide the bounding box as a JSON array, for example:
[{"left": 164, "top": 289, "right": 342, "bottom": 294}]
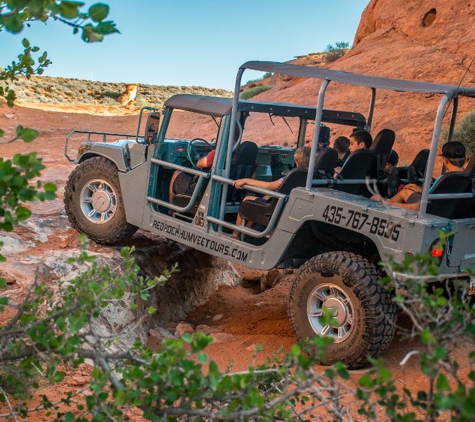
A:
[
  {"left": 234, "top": 178, "right": 283, "bottom": 191},
  {"left": 371, "top": 191, "right": 421, "bottom": 210},
  {"left": 196, "top": 150, "right": 215, "bottom": 169},
  {"left": 386, "top": 200, "right": 420, "bottom": 210}
]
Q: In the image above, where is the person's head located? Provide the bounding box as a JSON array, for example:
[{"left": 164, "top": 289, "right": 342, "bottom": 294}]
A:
[
  {"left": 333, "top": 136, "right": 350, "bottom": 155},
  {"left": 439, "top": 141, "right": 466, "bottom": 168},
  {"left": 349, "top": 129, "right": 373, "bottom": 151},
  {"left": 294, "top": 146, "right": 311, "bottom": 168},
  {"left": 385, "top": 150, "right": 399, "bottom": 171}
]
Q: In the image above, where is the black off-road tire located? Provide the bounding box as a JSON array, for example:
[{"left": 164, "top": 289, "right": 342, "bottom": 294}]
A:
[
  {"left": 288, "top": 251, "right": 397, "bottom": 369},
  {"left": 64, "top": 157, "right": 138, "bottom": 244}
]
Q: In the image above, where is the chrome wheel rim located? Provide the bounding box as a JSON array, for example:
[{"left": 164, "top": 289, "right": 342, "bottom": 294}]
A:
[
  {"left": 80, "top": 179, "right": 117, "bottom": 224},
  {"left": 307, "top": 282, "right": 355, "bottom": 343}
]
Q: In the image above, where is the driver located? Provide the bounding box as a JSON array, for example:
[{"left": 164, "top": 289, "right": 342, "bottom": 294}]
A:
[
  {"left": 168, "top": 148, "right": 215, "bottom": 203},
  {"left": 169, "top": 124, "right": 242, "bottom": 203}
]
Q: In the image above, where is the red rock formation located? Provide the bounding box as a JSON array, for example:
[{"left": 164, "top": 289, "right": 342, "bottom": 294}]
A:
[{"left": 254, "top": 0, "right": 475, "bottom": 163}]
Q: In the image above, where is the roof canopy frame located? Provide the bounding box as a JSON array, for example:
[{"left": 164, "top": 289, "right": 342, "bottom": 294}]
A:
[
  {"left": 239, "top": 61, "right": 475, "bottom": 98},
  {"left": 235, "top": 61, "right": 471, "bottom": 217}
]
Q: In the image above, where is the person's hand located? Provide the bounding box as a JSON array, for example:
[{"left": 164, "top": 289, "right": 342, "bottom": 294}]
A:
[
  {"left": 403, "top": 184, "right": 422, "bottom": 193},
  {"left": 371, "top": 195, "right": 383, "bottom": 202},
  {"left": 234, "top": 179, "right": 247, "bottom": 189}
]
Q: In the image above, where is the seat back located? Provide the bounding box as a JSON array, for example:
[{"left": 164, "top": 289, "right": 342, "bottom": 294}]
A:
[
  {"left": 237, "top": 148, "right": 338, "bottom": 228},
  {"left": 227, "top": 141, "right": 258, "bottom": 202},
  {"left": 313, "top": 147, "right": 338, "bottom": 180},
  {"left": 426, "top": 155, "right": 475, "bottom": 219},
  {"left": 370, "top": 129, "right": 396, "bottom": 178},
  {"left": 277, "top": 167, "right": 309, "bottom": 195},
  {"left": 333, "top": 149, "right": 378, "bottom": 197},
  {"left": 398, "top": 149, "right": 430, "bottom": 179},
  {"left": 238, "top": 167, "right": 308, "bottom": 227}
]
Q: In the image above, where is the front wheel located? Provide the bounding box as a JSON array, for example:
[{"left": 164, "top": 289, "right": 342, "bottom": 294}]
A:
[
  {"left": 64, "top": 157, "right": 138, "bottom": 244},
  {"left": 288, "top": 252, "right": 397, "bottom": 369}
]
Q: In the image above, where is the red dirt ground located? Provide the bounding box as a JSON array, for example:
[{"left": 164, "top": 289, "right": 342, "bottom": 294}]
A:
[{"left": 1, "top": 103, "right": 473, "bottom": 421}]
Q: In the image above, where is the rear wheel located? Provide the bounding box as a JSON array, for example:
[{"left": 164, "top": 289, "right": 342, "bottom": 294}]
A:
[
  {"left": 288, "top": 251, "right": 397, "bottom": 369},
  {"left": 64, "top": 157, "right": 138, "bottom": 244}
]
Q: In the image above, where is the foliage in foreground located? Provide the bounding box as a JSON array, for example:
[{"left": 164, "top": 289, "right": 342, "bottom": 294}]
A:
[
  {"left": 0, "top": 0, "right": 118, "bottom": 278},
  {"left": 1, "top": 2, "right": 474, "bottom": 421},
  {"left": 0, "top": 243, "right": 474, "bottom": 421}
]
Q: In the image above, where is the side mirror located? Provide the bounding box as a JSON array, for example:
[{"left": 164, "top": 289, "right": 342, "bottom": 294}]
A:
[{"left": 144, "top": 112, "right": 160, "bottom": 144}]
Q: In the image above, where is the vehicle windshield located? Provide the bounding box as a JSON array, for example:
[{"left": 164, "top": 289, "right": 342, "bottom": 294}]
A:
[{"left": 166, "top": 109, "right": 221, "bottom": 143}]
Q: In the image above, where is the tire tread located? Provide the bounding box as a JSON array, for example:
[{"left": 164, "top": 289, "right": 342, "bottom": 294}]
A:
[{"left": 64, "top": 157, "right": 138, "bottom": 244}]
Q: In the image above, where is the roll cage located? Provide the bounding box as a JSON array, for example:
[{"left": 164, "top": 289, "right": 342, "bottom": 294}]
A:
[{"left": 225, "top": 61, "right": 475, "bottom": 220}]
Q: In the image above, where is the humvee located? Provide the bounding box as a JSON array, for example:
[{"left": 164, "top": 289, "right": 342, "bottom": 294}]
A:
[{"left": 64, "top": 61, "right": 475, "bottom": 368}]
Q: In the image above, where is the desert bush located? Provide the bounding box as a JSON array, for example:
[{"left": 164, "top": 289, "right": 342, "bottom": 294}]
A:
[
  {"left": 102, "top": 90, "right": 120, "bottom": 99},
  {"left": 324, "top": 41, "right": 350, "bottom": 64},
  {"left": 448, "top": 111, "right": 475, "bottom": 156},
  {"left": 1, "top": 235, "right": 475, "bottom": 420},
  {"left": 245, "top": 72, "right": 273, "bottom": 86},
  {"left": 5, "top": 75, "right": 233, "bottom": 107},
  {"left": 240, "top": 85, "right": 273, "bottom": 100}
]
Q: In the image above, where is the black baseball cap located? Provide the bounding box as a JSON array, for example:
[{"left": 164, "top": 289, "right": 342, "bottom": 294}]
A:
[
  {"left": 439, "top": 141, "right": 466, "bottom": 159},
  {"left": 387, "top": 150, "right": 399, "bottom": 165}
]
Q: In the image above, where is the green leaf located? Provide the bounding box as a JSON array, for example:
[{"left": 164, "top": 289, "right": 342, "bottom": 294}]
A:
[
  {"left": 89, "top": 3, "right": 109, "bottom": 22},
  {"left": 59, "top": 1, "right": 83, "bottom": 19},
  {"left": 15, "top": 206, "right": 32, "bottom": 221},
  {"left": 44, "top": 183, "right": 57, "bottom": 192},
  {"left": 115, "top": 389, "right": 125, "bottom": 406},
  {"left": 421, "top": 329, "right": 435, "bottom": 343},
  {"left": 44, "top": 190, "right": 57, "bottom": 200},
  {"left": 22, "top": 38, "right": 30, "bottom": 48},
  {"left": 436, "top": 373, "right": 450, "bottom": 391},
  {"left": 52, "top": 371, "right": 65, "bottom": 383},
  {"left": 334, "top": 362, "right": 349, "bottom": 380},
  {"left": 3, "top": 15, "right": 23, "bottom": 33},
  {"left": 197, "top": 352, "right": 208, "bottom": 364},
  {"left": 94, "top": 21, "right": 119, "bottom": 35},
  {"left": 6, "top": 89, "right": 16, "bottom": 107},
  {"left": 18, "top": 127, "right": 39, "bottom": 143}
]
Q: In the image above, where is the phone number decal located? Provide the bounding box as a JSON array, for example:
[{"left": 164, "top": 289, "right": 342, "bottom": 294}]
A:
[{"left": 322, "top": 205, "right": 402, "bottom": 242}]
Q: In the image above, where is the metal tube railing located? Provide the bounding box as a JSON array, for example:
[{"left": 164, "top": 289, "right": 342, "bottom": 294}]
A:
[
  {"left": 148, "top": 159, "right": 210, "bottom": 213},
  {"left": 65, "top": 130, "right": 143, "bottom": 162},
  {"left": 208, "top": 175, "right": 287, "bottom": 238}
]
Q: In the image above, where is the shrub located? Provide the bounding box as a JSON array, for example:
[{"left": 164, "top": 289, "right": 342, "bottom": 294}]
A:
[
  {"left": 240, "top": 85, "right": 272, "bottom": 100},
  {"left": 245, "top": 72, "right": 273, "bottom": 86},
  {"left": 323, "top": 41, "right": 350, "bottom": 64},
  {"left": 448, "top": 111, "right": 475, "bottom": 156},
  {"left": 102, "top": 90, "right": 120, "bottom": 99},
  {"left": 2, "top": 235, "right": 475, "bottom": 420}
]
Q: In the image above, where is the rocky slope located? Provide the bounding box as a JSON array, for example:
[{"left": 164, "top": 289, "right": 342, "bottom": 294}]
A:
[
  {"left": 257, "top": 0, "right": 475, "bottom": 162},
  {"left": 5, "top": 75, "right": 232, "bottom": 108}
]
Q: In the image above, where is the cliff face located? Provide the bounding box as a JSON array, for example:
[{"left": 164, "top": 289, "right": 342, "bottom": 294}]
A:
[
  {"left": 256, "top": 0, "right": 475, "bottom": 162},
  {"left": 352, "top": 0, "right": 475, "bottom": 82}
]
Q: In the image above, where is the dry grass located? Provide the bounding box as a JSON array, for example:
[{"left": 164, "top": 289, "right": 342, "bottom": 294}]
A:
[{"left": 5, "top": 75, "right": 233, "bottom": 107}]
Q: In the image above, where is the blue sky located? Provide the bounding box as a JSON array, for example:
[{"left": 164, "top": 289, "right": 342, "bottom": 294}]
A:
[{"left": 1, "top": 0, "right": 369, "bottom": 90}]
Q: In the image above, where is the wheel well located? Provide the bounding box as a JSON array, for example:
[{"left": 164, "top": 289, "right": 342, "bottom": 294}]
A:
[
  {"left": 78, "top": 153, "right": 117, "bottom": 168},
  {"left": 283, "top": 220, "right": 381, "bottom": 265},
  {"left": 78, "top": 153, "right": 100, "bottom": 164}
]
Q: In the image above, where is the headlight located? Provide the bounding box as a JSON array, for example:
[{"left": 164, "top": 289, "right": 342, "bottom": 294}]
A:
[{"left": 78, "top": 142, "right": 91, "bottom": 156}]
